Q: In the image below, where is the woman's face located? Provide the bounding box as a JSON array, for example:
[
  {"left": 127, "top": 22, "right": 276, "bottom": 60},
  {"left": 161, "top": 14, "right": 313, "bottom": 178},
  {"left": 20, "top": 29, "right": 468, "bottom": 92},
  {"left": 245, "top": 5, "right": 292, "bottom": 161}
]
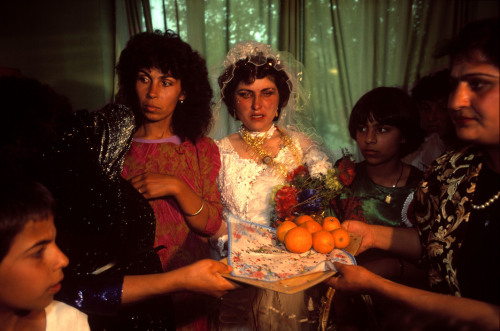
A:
[
  {"left": 135, "top": 67, "right": 185, "bottom": 124},
  {"left": 355, "top": 116, "right": 405, "bottom": 166},
  {"left": 234, "top": 77, "right": 279, "bottom": 132},
  {"left": 449, "top": 59, "right": 499, "bottom": 147}
]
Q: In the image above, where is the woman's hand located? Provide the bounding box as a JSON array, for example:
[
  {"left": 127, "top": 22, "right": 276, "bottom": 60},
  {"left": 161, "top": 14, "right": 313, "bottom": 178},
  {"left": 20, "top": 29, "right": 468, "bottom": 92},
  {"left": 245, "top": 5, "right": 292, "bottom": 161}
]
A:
[
  {"left": 342, "top": 220, "right": 375, "bottom": 254},
  {"left": 325, "top": 262, "right": 378, "bottom": 293},
  {"left": 129, "top": 172, "right": 181, "bottom": 199}
]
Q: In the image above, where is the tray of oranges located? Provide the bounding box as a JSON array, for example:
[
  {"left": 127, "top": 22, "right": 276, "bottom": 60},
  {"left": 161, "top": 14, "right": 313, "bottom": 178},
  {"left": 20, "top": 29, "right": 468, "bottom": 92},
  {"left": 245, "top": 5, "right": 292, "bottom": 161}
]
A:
[{"left": 221, "top": 213, "right": 361, "bottom": 294}]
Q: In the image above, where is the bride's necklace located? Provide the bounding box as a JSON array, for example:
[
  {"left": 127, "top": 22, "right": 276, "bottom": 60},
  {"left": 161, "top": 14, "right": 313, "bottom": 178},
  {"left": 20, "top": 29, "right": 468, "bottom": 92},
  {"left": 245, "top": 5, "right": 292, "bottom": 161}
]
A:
[
  {"left": 374, "top": 163, "right": 404, "bottom": 204},
  {"left": 239, "top": 125, "right": 301, "bottom": 178}
]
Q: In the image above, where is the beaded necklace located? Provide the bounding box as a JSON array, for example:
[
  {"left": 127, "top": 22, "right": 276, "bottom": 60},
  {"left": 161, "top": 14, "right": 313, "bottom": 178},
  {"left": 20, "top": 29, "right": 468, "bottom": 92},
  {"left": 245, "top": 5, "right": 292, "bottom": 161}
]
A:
[{"left": 239, "top": 125, "right": 302, "bottom": 178}]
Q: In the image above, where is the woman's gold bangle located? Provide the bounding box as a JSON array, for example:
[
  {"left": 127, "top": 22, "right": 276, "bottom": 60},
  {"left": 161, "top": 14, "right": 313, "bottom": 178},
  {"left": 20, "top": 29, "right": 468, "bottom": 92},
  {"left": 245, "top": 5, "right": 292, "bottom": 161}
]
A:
[{"left": 185, "top": 200, "right": 204, "bottom": 216}]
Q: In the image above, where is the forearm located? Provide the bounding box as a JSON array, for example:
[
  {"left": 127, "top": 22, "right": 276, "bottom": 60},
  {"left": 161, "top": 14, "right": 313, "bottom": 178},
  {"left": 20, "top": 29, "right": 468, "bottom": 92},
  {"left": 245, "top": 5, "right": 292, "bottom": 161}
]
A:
[
  {"left": 121, "top": 259, "right": 234, "bottom": 305},
  {"left": 372, "top": 225, "right": 422, "bottom": 260},
  {"left": 173, "top": 179, "right": 221, "bottom": 235},
  {"left": 370, "top": 275, "right": 500, "bottom": 330},
  {"left": 121, "top": 271, "right": 183, "bottom": 305}
]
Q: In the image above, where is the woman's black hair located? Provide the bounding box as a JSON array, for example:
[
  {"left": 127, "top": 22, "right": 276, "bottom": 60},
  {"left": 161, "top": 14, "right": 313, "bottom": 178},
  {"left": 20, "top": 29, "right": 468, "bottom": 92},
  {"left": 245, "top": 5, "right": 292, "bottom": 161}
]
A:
[
  {"left": 116, "top": 30, "right": 213, "bottom": 143},
  {"left": 446, "top": 18, "right": 499, "bottom": 68},
  {"left": 217, "top": 55, "right": 291, "bottom": 120},
  {"left": 348, "top": 87, "right": 424, "bottom": 157}
]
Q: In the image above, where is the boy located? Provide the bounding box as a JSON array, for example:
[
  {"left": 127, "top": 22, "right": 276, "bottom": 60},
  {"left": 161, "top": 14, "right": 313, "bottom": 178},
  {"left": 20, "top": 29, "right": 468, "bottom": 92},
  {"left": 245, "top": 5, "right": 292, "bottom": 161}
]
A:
[{"left": 0, "top": 178, "right": 90, "bottom": 331}]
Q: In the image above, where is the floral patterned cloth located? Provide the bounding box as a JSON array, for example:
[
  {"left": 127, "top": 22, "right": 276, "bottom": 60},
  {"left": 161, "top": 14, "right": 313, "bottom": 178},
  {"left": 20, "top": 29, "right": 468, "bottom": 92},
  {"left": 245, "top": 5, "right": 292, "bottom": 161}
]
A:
[
  {"left": 412, "top": 145, "right": 484, "bottom": 296},
  {"left": 227, "top": 213, "right": 356, "bottom": 282}
]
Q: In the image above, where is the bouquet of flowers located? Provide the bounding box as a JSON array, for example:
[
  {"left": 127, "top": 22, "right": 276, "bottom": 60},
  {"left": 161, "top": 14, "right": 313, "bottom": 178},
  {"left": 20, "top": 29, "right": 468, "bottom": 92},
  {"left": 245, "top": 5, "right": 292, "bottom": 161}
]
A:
[{"left": 269, "top": 150, "right": 356, "bottom": 226}]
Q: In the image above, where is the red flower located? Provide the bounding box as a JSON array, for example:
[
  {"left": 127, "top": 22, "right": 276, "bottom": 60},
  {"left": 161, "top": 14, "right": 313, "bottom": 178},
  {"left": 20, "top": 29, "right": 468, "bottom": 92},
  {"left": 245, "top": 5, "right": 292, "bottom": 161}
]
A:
[
  {"left": 338, "top": 157, "right": 356, "bottom": 186},
  {"left": 275, "top": 186, "right": 299, "bottom": 218},
  {"left": 286, "top": 165, "right": 309, "bottom": 182}
]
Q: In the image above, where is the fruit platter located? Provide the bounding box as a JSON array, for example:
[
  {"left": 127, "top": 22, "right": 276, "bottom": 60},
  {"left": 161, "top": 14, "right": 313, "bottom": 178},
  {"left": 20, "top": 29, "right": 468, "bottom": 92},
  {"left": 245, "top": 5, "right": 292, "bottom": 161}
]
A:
[{"left": 221, "top": 213, "right": 362, "bottom": 294}]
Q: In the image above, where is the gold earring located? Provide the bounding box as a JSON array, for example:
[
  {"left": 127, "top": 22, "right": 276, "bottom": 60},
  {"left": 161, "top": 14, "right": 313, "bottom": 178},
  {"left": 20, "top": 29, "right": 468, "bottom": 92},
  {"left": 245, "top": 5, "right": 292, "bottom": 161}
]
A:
[
  {"left": 180, "top": 99, "right": 184, "bottom": 104},
  {"left": 275, "top": 111, "right": 279, "bottom": 119},
  {"left": 233, "top": 111, "right": 237, "bottom": 120}
]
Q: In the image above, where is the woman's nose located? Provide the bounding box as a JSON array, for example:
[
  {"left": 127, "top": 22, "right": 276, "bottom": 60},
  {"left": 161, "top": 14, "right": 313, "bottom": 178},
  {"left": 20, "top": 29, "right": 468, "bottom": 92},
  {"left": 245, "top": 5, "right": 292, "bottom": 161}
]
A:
[
  {"left": 449, "top": 82, "right": 470, "bottom": 110},
  {"left": 252, "top": 95, "right": 262, "bottom": 110},
  {"left": 147, "top": 82, "right": 159, "bottom": 98}
]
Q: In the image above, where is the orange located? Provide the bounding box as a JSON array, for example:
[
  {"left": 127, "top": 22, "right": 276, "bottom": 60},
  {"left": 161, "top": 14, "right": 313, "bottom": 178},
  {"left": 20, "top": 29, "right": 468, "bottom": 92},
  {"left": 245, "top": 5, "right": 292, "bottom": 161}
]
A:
[
  {"left": 294, "top": 215, "right": 314, "bottom": 226},
  {"left": 312, "top": 230, "right": 335, "bottom": 253},
  {"left": 284, "top": 227, "right": 313, "bottom": 253},
  {"left": 331, "top": 228, "right": 350, "bottom": 249},
  {"left": 300, "top": 220, "right": 323, "bottom": 234},
  {"left": 322, "top": 216, "right": 341, "bottom": 232},
  {"left": 276, "top": 220, "right": 297, "bottom": 243}
]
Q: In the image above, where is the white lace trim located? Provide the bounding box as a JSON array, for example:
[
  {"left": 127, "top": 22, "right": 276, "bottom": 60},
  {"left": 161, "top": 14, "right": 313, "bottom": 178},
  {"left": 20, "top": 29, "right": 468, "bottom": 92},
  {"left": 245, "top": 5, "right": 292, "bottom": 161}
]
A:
[{"left": 401, "top": 192, "right": 414, "bottom": 228}]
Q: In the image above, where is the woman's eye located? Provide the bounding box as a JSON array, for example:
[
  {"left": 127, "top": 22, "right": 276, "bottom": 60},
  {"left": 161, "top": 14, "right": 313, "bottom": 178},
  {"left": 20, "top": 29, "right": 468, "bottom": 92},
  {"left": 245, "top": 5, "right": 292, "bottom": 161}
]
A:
[
  {"left": 357, "top": 126, "right": 367, "bottom": 133},
  {"left": 237, "top": 92, "right": 251, "bottom": 99},
  {"left": 161, "top": 80, "right": 172, "bottom": 87},
  {"left": 467, "top": 79, "right": 489, "bottom": 92},
  {"left": 137, "top": 76, "right": 149, "bottom": 84},
  {"left": 262, "top": 90, "right": 276, "bottom": 97}
]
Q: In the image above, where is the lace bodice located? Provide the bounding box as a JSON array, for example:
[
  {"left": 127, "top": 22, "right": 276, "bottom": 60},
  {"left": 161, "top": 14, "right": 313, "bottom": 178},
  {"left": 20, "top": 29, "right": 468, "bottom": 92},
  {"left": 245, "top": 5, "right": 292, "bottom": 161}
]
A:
[{"left": 217, "top": 129, "right": 332, "bottom": 226}]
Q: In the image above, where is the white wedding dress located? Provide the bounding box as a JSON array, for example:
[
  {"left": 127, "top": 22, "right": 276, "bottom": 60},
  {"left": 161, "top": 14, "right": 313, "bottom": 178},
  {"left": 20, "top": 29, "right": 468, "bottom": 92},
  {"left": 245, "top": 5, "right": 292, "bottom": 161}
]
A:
[{"left": 215, "top": 127, "right": 332, "bottom": 331}]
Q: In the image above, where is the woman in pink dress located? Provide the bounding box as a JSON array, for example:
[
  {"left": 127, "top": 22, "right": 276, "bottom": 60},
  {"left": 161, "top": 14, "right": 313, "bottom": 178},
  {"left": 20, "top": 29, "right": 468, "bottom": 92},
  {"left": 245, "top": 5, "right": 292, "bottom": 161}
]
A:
[{"left": 118, "top": 30, "right": 223, "bottom": 331}]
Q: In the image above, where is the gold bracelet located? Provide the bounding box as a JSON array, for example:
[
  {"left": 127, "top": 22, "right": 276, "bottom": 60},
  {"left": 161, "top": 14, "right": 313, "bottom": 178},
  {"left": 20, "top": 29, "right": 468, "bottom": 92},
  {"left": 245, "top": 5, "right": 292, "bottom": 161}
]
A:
[{"left": 185, "top": 200, "right": 204, "bottom": 216}]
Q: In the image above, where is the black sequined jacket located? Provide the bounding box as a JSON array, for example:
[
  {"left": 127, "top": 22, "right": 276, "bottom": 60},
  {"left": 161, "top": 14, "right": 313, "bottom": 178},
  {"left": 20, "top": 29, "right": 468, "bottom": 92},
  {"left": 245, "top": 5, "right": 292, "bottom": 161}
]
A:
[{"left": 38, "top": 104, "right": 173, "bottom": 330}]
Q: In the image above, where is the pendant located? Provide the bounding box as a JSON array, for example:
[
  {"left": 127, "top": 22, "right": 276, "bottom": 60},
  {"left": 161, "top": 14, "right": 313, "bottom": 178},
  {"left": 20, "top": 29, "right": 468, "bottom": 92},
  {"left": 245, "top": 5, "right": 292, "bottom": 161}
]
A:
[
  {"left": 385, "top": 194, "right": 392, "bottom": 204},
  {"left": 263, "top": 155, "right": 272, "bottom": 165}
]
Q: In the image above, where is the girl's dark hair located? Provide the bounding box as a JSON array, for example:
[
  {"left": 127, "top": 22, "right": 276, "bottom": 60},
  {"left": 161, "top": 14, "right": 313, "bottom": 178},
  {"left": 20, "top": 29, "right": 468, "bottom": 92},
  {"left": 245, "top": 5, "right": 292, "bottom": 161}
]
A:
[
  {"left": 218, "top": 55, "right": 291, "bottom": 120},
  {"left": 0, "top": 179, "right": 55, "bottom": 261},
  {"left": 447, "top": 18, "right": 499, "bottom": 68},
  {"left": 116, "top": 30, "right": 213, "bottom": 143},
  {"left": 348, "top": 87, "right": 424, "bottom": 157}
]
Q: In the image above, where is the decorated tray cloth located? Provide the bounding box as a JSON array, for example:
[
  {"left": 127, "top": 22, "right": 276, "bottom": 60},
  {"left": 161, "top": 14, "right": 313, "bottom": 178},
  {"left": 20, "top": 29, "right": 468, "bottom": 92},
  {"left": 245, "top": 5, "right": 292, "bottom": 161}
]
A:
[{"left": 221, "top": 213, "right": 362, "bottom": 294}]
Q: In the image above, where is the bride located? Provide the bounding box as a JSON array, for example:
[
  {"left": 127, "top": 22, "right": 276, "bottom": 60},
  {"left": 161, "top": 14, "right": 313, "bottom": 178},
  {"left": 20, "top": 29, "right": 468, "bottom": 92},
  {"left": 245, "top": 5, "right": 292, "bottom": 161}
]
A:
[{"left": 213, "top": 41, "right": 332, "bottom": 330}]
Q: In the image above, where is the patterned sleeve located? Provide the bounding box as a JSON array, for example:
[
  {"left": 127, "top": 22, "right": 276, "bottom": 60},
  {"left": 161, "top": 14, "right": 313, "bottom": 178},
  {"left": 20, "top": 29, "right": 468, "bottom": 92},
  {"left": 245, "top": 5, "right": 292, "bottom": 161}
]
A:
[{"left": 195, "top": 137, "right": 223, "bottom": 236}]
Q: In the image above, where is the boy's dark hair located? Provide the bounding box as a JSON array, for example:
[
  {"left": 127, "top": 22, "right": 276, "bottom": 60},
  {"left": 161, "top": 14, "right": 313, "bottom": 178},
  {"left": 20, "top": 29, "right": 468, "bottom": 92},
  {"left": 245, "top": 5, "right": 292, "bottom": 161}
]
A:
[
  {"left": 411, "top": 69, "right": 451, "bottom": 103},
  {"left": 218, "top": 55, "right": 291, "bottom": 120},
  {"left": 0, "top": 179, "right": 55, "bottom": 261},
  {"left": 115, "top": 30, "right": 213, "bottom": 143},
  {"left": 348, "top": 87, "right": 424, "bottom": 157}
]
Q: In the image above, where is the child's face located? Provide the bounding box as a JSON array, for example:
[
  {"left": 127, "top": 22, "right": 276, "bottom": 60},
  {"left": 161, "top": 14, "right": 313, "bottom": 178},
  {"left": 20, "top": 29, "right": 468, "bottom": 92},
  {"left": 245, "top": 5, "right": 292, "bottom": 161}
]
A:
[
  {"left": 355, "top": 118, "right": 404, "bottom": 165},
  {"left": 0, "top": 216, "right": 68, "bottom": 311}
]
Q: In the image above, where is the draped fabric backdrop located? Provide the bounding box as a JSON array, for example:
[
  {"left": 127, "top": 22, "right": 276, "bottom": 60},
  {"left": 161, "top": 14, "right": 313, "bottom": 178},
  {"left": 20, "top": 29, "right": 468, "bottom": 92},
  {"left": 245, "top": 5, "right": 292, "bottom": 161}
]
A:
[{"left": 113, "top": 0, "right": 479, "bottom": 159}]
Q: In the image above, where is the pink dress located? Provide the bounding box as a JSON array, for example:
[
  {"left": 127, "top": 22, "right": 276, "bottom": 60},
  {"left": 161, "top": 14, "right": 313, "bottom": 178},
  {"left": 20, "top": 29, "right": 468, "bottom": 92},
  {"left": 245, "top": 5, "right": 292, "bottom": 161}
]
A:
[{"left": 122, "top": 135, "right": 222, "bottom": 331}]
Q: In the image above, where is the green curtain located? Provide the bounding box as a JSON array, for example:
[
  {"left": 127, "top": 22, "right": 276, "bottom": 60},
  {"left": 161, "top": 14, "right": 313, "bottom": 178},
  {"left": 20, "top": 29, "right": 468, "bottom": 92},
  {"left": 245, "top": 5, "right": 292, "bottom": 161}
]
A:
[{"left": 118, "top": 0, "right": 469, "bottom": 159}]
